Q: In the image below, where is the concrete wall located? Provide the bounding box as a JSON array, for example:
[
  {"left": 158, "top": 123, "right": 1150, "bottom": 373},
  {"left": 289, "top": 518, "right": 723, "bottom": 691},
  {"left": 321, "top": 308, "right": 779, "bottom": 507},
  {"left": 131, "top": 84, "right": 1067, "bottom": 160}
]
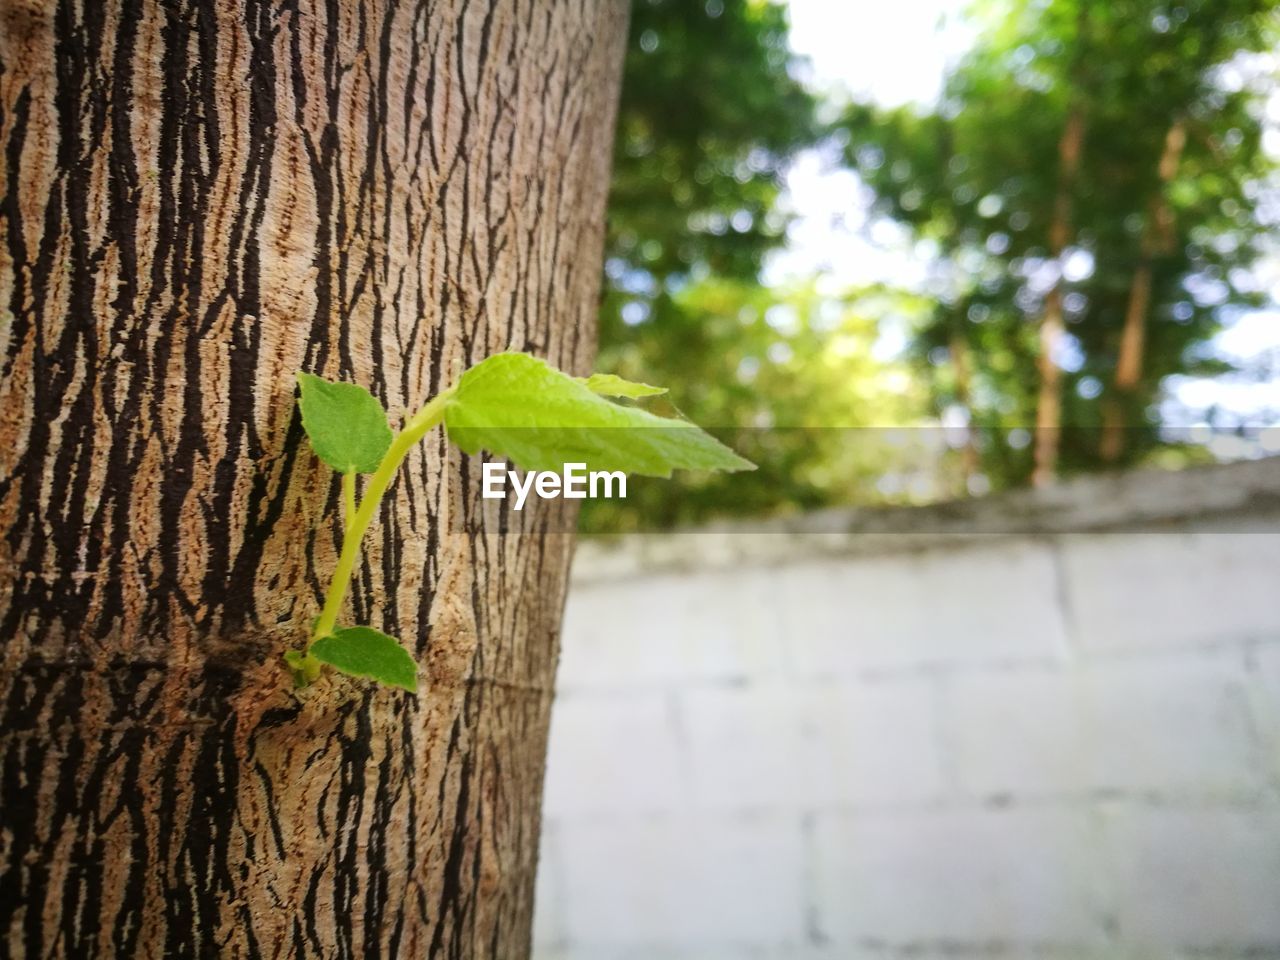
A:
[{"left": 532, "top": 459, "right": 1280, "bottom": 960}]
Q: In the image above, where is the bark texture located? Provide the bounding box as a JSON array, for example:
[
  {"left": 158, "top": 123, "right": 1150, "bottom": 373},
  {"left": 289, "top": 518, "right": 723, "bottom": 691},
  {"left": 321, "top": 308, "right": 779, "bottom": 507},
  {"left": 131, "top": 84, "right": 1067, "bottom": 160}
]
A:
[{"left": 0, "top": 0, "right": 627, "bottom": 956}]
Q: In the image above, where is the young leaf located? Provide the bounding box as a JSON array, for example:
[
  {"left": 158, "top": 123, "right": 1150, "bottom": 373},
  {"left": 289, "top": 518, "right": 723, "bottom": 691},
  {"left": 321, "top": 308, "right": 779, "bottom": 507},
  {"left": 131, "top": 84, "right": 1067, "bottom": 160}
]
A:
[
  {"left": 578, "top": 373, "right": 667, "bottom": 398},
  {"left": 297, "top": 372, "right": 393, "bottom": 474},
  {"left": 444, "top": 352, "right": 754, "bottom": 477},
  {"left": 310, "top": 626, "right": 418, "bottom": 692}
]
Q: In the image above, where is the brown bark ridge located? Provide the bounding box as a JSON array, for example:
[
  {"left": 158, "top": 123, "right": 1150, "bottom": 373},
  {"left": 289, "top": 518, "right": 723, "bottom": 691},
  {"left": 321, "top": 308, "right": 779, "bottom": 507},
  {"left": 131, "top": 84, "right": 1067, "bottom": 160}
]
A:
[
  {"left": 1099, "top": 119, "right": 1187, "bottom": 463},
  {"left": 0, "top": 0, "right": 628, "bottom": 956}
]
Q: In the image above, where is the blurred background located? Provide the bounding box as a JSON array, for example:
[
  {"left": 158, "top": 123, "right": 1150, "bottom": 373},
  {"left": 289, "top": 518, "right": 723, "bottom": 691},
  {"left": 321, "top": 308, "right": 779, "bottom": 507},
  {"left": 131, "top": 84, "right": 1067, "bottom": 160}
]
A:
[
  {"left": 536, "top": 0, "right": 1280, "bottom": 957},
  {"left": 580, "top": 0, "right": 1280, "bottom": 533}
]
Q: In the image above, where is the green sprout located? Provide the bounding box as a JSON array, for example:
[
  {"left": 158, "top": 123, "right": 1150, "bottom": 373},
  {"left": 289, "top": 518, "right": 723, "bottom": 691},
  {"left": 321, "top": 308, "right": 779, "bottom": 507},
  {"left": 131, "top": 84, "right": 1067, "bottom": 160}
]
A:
[{"left": 286, "top": 352, "right": 753, "bottom": 692}]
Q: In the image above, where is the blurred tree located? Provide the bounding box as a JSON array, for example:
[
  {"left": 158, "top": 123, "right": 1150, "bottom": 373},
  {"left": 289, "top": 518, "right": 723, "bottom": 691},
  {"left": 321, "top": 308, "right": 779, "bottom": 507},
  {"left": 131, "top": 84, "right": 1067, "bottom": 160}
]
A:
[
  {"left": 590, "top": 0, "right": 948, "bottom": 532},
  {"left": 584, "top": 280, "right": 938, "bottom": 531},
  {"left": 588, "top": 0, "right": 840, "bottom": 530},
  {"left": 604, "top": 0, "right": 815, "bottom": 311},
  {"left": 840, "top": 0, "right": 1278, "bottom": 489}
]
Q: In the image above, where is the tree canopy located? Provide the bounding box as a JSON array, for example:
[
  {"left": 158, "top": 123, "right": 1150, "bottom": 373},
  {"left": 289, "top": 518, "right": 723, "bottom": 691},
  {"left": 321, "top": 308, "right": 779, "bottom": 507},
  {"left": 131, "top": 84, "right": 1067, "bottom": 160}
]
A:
[
  {"left": 587, "top": 0, "right": 1280, "bottom": 530},
  {"left": 839, "top": 0, "right": 1278, "bottom": 487}
]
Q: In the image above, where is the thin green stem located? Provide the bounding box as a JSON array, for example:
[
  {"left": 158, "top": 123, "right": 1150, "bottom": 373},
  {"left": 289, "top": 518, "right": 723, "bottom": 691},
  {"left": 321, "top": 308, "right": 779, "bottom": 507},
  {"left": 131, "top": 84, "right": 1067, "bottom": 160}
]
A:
[
  {"left": 342, "top": 470, "right": 356, "bottom": 534},
  {"left": 310, "top": 388, "right": 454, "bottom": 644}
]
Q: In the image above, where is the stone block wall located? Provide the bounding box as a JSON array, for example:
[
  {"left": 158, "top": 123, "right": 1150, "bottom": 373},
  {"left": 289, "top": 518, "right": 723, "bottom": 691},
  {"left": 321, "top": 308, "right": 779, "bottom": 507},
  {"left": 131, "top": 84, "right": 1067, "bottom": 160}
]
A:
[{"left": 533, "top": 460, "right": 1280, "bottom": 959}]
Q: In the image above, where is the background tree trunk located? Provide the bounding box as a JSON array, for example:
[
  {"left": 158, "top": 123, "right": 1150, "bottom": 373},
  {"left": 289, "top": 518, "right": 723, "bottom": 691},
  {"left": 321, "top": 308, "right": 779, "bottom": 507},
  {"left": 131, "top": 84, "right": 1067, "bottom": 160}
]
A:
[
  {"left": 948, "top": 326, "right": 979, "bottom": 495},
  {"left": 1099, "top": 119, "right": 1186, "bottom": 463},
  {"left": 1031, "top": 103, "right": 1085, "bottom": 489},
  {"left": 0, "top": 0, "right": 627, "bottom": 956}
]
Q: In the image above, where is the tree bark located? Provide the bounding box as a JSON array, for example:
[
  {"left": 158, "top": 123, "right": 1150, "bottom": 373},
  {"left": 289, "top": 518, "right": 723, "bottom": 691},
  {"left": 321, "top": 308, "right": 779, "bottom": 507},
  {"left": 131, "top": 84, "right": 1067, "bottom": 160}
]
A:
[
  {"left": 0, "top": 1, "right": 627, "bottom": 956},
  {"left": 1099, "top": 119, "right": 1186, "bottom": 463}
]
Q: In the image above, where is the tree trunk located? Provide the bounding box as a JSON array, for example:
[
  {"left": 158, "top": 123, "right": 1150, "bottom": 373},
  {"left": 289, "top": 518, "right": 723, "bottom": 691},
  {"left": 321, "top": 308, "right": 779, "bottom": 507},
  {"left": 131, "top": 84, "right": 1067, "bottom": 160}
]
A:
[
  {"left": 1031, "top": 103, "right": 1085, "bottom": 489},
  {"left": 949, "top": 326, "right": 979, "bottom": 495},
  {"left": 1099, "top": 119, "right": 1186, "bottom": 463},
  {"left": 0, "top": 0, "right": 627, "bottom": 956}
]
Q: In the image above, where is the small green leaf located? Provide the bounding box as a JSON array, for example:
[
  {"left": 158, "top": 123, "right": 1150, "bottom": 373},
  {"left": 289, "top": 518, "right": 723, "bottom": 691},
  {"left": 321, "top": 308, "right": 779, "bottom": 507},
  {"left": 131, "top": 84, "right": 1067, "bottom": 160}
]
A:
[
  {"left": 310, "top": 626, "right": 418, "bottom": 692},
  {"left": 577, "top": 373, "right": 667, "bottom": 398},
  {"left": 444, "top": 352, "right": 754, "bottom": 477},
  {"left": 296, "top": 372, "right": 393, "bottom": 474}
]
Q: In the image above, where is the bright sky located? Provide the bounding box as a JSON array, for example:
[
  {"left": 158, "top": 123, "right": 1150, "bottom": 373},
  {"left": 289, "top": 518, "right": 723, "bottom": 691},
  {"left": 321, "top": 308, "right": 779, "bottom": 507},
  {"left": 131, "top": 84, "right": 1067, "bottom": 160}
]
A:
[
  {"left": 786, "top": 0, "right": 974, "bottom": 107},
  {"left": 767, "top": 0, "right": 972, "bottom": 292},
  {"left": 774, "top": 0, "right": 1280, "bottom": 433}
]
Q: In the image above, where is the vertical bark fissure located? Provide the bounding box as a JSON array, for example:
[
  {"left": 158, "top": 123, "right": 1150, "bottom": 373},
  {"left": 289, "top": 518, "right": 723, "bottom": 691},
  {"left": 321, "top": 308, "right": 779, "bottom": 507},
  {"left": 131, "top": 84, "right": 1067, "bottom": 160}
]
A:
[{"left": 0, "top": 1, "right": 629, "bottom": 956}]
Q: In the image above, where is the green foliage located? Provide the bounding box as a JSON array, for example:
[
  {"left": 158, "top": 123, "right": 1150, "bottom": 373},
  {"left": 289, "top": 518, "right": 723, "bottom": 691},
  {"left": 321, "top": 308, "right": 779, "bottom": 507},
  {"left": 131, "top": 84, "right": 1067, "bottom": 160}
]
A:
[
  {"left": 584, "top": 280, "right": 935, "bottom": 531},
  {"left": 289, "top": 354, "right": 751, "bottom": 691},
  {"left": 600, "top": 0, "right": 1276, "bottom": 525},
  {"left": 445, "top": 353, "right": 752, "bottom": 476},
  {"left": 579, "top": 373, "right": 667, "bottom": 398},
  {"left": 309, "top": 627, "right": 418, "bottom": 693},
  {"left": 594, "top": 0, "right": 831, "bottom": 528},
  {"left": 296, "top": 373, "right": 392, "bottom": 474},
  {"left": 603, "top": 0, "right": 818, "bottom": 385},
  {"left": 838, "top": 0, "right": 1278, "bottom": 486},
  {"left": 607, "top": 0, "right": 816, "bottom": 294}
]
